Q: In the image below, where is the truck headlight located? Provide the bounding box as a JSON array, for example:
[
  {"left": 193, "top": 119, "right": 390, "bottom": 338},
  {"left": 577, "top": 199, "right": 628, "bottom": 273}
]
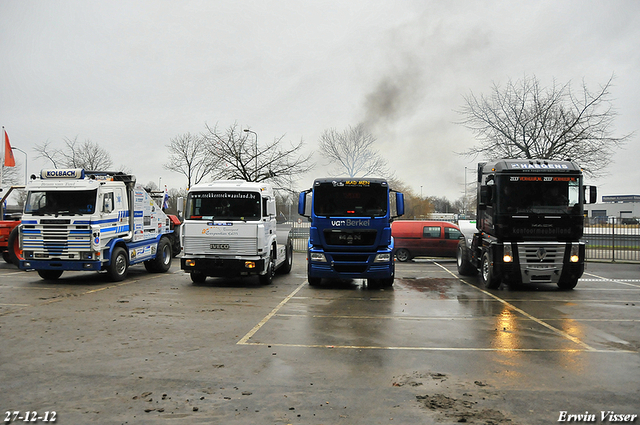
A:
[
  {"left": 570, "top": 244, "right": 580, "bottom": 263},
  {"left": 503, "top": 244, "right": 513, "bottom": 263},
  {"left": 81, "top": 251, "right": 96, "bottom": 260},
  {"left": 374, "top": 253, "right": 391, "bottom": 262},
  {"left": 310, "top": 253, "right": 327, "bottom": 262}
]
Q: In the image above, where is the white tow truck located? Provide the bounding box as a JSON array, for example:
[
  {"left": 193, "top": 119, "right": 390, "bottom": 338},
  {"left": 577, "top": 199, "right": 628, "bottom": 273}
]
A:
[
  {"left": 19, "top": 169, "right": 176, "bottom": 281},
  {"left": 180, "top": 180, "right": 293, "bottom": 284}
]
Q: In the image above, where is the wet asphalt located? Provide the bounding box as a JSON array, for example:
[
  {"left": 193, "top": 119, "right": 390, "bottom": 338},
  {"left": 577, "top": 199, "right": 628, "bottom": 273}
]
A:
[{"left": 0, "top": 254, "right": 638, "bottom": 424}]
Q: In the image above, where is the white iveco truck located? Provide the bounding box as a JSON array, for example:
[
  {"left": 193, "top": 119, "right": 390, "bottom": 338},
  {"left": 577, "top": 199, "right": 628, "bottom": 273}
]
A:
[
  {"left": 180, "top": 180, "right": 293, "bottom": 284},
  {"left": 19, "top": 169, "right": 175, "bottom": 281}
]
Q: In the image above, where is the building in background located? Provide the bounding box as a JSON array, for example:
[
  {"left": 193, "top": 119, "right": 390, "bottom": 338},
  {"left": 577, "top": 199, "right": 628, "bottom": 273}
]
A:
[{"left": 584, "top": 195, "right": 640, "bottom": 224}]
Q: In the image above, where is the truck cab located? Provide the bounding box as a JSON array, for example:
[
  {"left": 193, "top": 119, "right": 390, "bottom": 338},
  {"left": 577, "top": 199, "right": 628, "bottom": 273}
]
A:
[
  {"left": 457, "top": 159, "right": 596, "bottom": 290},
  {"left": 180, "top": 180, "right": 293, "bottom": 284},
  {"left": 298, "top": 178, "right": 404, "bottom": 287},
  {"left": 18, "top": 169, "right": 174, "bottom": 281}
]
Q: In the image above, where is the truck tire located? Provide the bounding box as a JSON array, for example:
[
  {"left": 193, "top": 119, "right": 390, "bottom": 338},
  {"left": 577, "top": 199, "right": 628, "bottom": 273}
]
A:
[
  {"left": 395, "top": 248, "right": 411, "bottom": 262},
  {"left": 368, "top": 277, "right": 394, "bottom": 288},
  {"left": 144, "top": 237, "right": 172, "bottom": 273},
  {"left": 37, "top": 270, "right": 63, "bottom": 280},
  {"left": 259, "top": 252, "right": 275, "bottom": 285},
  {"left": 107, "top": 247, "right": 129, "bottom": 281},
  {"left": 308, "top": 276, "right": 321, "bottom": 286},
  {"left": 276, "top": 240, "right": 293, "bottom": 275},
  {"left": 457, "top": 242, "right": 477, "bottom": 276},
  {"left": 190, "top": 271, "right": 207, "bottom": 284},
  {"left": 7, "top": 227, "right": 22, "bottom": 265},
  {"left": 557, "top": 277, "right": 578, "bottom": 290},
  {"left": 480, "top": 252, "right": 501, "bottom": 289}
]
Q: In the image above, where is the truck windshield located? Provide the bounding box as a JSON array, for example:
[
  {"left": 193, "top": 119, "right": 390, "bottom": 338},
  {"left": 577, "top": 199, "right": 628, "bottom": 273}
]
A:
[
  {"left": 25, "top": 190, "right": 98, "bottom": 215},
  {"left": 497, "top": 175, "right": 581, "bottom": 214},
  {"left": 313, "top": 182, "right": 387, "bottom": 217},
  {"left": 186, "top": 191, "right": 261, "bottom": 221}
]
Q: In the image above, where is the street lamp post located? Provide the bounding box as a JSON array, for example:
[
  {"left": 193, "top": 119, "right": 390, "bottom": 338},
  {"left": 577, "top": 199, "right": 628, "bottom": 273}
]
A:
[
  {"left": 243, "top": 129, "right": 258, "bottom": 181},
  {"left": 11, "top": 147, "right": 28, "bottom": 185}
]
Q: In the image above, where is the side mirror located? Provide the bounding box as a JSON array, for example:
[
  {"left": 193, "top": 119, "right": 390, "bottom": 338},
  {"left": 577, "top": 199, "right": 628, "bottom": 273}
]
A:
[
  {"left": 103, "top": 197, "right": 113, "bottom": 214},
  {"left": 267, "top": 200, "right": 276, "bottom": 217},
  {"left": 479, "top": 185, "right": 493, "bottom": 207},
  {"left": 584, "top": 186, "right": 597, "bottom": 204},
  {"left": 394, "top": 192, "right": 405, "bottom": 217},
  {"left": 177, "top": 197, "right": 184, "bottom": 217},
  {"left": 298, "top": 190, "right": 311, "bottom": 217}
]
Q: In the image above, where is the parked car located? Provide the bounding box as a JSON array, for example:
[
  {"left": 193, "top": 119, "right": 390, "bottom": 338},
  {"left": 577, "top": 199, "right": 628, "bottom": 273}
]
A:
[{"left": 391, "top": 220, "right": 463, "bottom": 261}]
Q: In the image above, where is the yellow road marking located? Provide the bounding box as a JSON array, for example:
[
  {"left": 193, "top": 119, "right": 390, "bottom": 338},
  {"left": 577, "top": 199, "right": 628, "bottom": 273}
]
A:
[
  {"left": 237, "top": 275, "right": 636, "bottom": 353},
  {"left": 434, "top": 263, "right": 597, "bottom": 351},
  {"left": 237, "top": 281, "right": 306, "bottom": 345},
  {"left": 0, "top": 273, "right": 164, "bottom": 316},
  {"left": 239, "top": 341, "right": 633, "bottom": 353}
]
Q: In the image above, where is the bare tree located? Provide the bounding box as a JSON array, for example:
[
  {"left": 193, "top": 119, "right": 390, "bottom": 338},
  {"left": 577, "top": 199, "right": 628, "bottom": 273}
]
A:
[
  {"left": 457, "top": 75, "right": 633, "bottom": 177},
  {"left": 202, "top": 123, "right": 313, "bottom": 192},
  {"left": 34, "top": 137, "right": 114, "bottom": 170},
  {"left": 164, "top": 133, "right": 211, "bottom": 189},
  {"left": 318, "top": 124, "right": 391, "bottom": 178},
  {"left": 387, "top": 178, "right": 433, "bottom": 219},
  {"left": 1, "top": 163, "right": 23, "bottom": 187}
]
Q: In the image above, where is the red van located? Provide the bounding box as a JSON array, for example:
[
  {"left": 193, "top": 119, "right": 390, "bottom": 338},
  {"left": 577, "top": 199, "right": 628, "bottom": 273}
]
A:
[{"left": 391, "top": 220, "right": 462, "bottom": 261}]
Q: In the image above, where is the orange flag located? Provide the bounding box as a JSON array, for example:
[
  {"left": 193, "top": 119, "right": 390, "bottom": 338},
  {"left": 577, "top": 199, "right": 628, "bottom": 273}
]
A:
[{"left": 4, "top": 129, "right": 16, "bottom": 167}]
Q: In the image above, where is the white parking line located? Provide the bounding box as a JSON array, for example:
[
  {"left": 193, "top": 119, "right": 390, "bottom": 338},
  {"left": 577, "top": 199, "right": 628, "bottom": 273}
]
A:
[{"left": 583, "top": 273, "right": 640, "bottom": 288}]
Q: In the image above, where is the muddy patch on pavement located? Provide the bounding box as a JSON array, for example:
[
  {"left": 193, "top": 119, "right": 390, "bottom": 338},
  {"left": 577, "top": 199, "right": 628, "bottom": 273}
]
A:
[{"left": 392, "top": 371, "right": 512, "bottom": 424}]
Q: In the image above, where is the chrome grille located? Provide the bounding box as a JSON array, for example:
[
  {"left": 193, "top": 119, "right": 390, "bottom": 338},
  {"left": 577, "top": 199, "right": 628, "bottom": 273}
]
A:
[
  {"left": 183, "top": 236, "right": 257, "bottom": 256},
  {"left": 22, "top": 226, "right": 92, "bottom": 258},
  {"left": 517, "top": 243, "right": 565, "bottom": 265}
]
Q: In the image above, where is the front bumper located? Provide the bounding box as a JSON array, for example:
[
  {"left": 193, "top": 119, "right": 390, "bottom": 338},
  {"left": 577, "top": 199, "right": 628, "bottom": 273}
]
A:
[
  {"left": 19, "top": 259, "right": 102, "bottom": 272},
  {"left": 307, "top": 250, "right": 394, "bottom": 280},
  {"left": 181, "top": 257, "right": 267, "bottom": 277}
]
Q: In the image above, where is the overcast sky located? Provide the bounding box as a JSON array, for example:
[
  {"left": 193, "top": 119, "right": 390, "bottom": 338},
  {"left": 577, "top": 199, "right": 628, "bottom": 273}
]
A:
[{"left": 1, "top": 0, "right": 639, "bottom": 202}]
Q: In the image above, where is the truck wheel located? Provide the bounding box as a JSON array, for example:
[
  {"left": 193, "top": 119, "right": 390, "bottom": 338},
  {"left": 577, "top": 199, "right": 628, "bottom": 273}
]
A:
[
  {"left": 368, "top": 277, "right": 394, "bottom": 289},
  {"left": 308, "top": 276, "right": 321, "bottom": 286},
  {"left": 2, "top": 251, "right": 10, "bottom": 264},
  {"left": 277, "top": 241, "right": 293, "bottom": 274},
  {"left": 457, "top": 242, "right": 477, "bottom": 276},
  {"left": 7, "top": 227, "right": 23, "bottom": 265},
  {"left": 480, "top": 252, "right": 501, "bottom": 289},
  {"left": 37, "top": 270, "right": 63, "bottom": 280},
  {"left": 395, "top": 248, "right": 411, "bottom": 262},
  {"left": 107, "top": 247, "right": 129, "bottom": 281},
  {"left": 259, "top": 253, "right": 275, "bottom": 285},
  {"left": 145, "top": 237, "right": 172, "bottom": 273},
  {"left": 557, "top": 277, "right": 578, "bottom": 290},
  {"left": 190, "top": 271, "right": 206, "bottom": 284}
]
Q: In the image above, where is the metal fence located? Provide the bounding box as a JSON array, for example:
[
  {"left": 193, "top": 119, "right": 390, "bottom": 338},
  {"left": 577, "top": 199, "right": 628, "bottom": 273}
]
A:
[
  {"left": 584, "top": 218, "right": 640, "bottom": 262},
  {"left": 287, "top": 219, "right": 640, "bottom": 263},
  {"left": 290, "top": 221, "right": 310, "bottom": 252}
]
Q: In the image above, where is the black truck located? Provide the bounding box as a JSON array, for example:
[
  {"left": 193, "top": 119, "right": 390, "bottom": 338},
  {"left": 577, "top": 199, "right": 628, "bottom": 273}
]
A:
[{"left": 457, "top": 159, "right": 597, "bottom": 290}]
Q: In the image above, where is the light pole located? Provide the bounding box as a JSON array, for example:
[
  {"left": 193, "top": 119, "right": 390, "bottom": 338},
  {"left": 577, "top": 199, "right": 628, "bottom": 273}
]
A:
[
  {"left": 11, "top": 147, "right": 28, "bottom": 185},
  {"left": 243, "top": 129, "right": 258, "bottom": 181}
]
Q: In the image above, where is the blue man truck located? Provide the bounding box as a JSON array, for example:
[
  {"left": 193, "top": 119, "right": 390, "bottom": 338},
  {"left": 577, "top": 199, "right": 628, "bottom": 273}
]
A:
[{"left": 298, "top": 178, "right": 404, "bottom": 287}]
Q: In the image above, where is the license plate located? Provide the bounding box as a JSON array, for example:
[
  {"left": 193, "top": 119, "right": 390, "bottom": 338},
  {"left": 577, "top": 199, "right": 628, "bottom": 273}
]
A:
[{"left": 210, "top": 243, "right": 230, "bottom": 250}]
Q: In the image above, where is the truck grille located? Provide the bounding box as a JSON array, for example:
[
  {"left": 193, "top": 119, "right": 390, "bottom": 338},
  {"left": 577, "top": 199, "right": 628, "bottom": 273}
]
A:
[
  {"left": 323, "top": 229, "right": 377, "bottom": 246},
  {"left": 22, "top": 226, "right": 92, "bottom": 258},
  {"left": 516, "top": 242, "right": 566, "bottom": 284},
  {"left": 517, "top": 243, "right": 565, "bottom": 265},
  {"left": 183, "top": 236, "right": 257, "bottom": 256}
]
